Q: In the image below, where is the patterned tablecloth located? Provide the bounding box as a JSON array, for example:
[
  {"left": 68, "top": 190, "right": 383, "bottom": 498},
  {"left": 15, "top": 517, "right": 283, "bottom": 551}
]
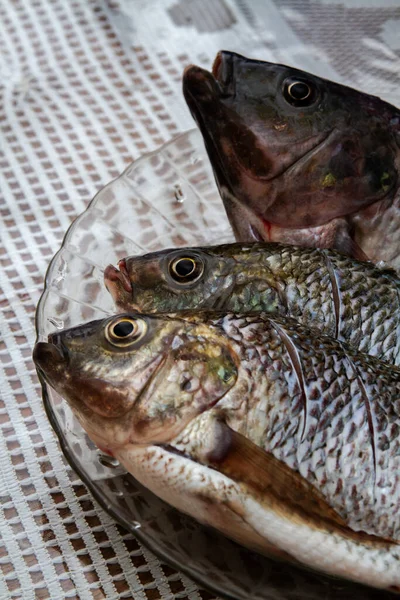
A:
[{"left": 1, "top": 1, "right": 400, "bottom": 598}]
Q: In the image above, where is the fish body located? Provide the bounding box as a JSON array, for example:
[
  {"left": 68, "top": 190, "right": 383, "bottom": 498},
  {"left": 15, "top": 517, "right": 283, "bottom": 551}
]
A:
[
  {"left": 33, "top": 311, "right": 400, "bottom": 591},
  {"left": 105, "top": 242, "right": 400, "bottom": 365},
  {"left": 183, "top": 51, "right": 400, "bottom": 267}
]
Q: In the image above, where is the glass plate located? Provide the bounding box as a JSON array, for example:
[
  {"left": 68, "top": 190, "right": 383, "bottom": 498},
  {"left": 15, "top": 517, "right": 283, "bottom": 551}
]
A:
[{"left": 35, "top": 129, "right": 394, "bottom": 600}]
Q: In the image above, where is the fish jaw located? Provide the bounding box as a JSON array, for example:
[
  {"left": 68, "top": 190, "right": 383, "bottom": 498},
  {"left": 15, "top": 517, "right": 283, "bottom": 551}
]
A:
[
  {"left": 116, "top": 440, "right": 400, "bottom": 591},
  {"left": 33, "top": 341, "right": 67, "bottom": 380}
]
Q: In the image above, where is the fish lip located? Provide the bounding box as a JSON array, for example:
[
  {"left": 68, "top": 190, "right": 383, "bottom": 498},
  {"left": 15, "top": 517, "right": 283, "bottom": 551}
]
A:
[
  {"left": 183, "top": 65, "right": 221, "bottom": 104},
  {"left": 47, "top": 332, "right": 71, "bottom": 359},
  {"left": 104, "top": 262, "right": 133, "bottom": 295},
  {"left": 212, "top": 52, "right": 222, "bottom": 81},
  {"left": 117, "top": 259, "right": 134, "bottom": 294},
  {"left": 212, "top": 51, "right": 234, "bottom": 93}
]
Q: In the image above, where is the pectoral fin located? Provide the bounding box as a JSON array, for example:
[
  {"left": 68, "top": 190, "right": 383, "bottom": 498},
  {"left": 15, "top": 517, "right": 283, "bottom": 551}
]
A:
[
  {"left": 208, "top": 422, "right": 347, "bottom": 531},
  {"left": 208, "top": 423, "right": 396, "bottom": 546}
]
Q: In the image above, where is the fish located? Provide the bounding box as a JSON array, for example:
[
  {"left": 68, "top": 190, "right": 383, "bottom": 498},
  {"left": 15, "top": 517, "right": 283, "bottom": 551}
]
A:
[
  {"left": 183, "top": 51, "right": 400, "bottom": 268},
  {"left": 33, "top": 311, "right": 400, "bottom": 592},
  {"left": 104, "top": 242, "right": 400, "bottom": 365}
]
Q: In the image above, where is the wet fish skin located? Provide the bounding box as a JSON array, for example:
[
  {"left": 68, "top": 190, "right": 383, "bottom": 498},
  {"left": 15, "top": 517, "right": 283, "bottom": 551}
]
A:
[
  {"left": 183, "top": 51, "right": 400, "bottom": 266},
  {"left": 33, "top": 311, "right": 400, "bottom": 590},
  {"left": 105, "top": 242, "right": 400, "bottom": 365}
]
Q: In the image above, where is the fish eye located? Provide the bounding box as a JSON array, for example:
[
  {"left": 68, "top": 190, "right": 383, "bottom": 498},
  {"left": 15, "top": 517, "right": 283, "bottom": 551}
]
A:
[
  {"left": 283, "top": 78, "right": 317, "bottom": 107},
  {"left": 169, "top": 255, "right": 204, "bottom": 284},
  {"left": 105, "top": 317, "right": 147, "bottom": 346},
  {"left": 288, "top": 82, "right": 310, "bottom": 100}
]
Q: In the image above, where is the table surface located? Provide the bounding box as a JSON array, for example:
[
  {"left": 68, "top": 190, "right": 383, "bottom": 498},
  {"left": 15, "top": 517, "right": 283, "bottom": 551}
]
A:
[{"left": 1, "top": 1, "right": 400, "bottom": 598}]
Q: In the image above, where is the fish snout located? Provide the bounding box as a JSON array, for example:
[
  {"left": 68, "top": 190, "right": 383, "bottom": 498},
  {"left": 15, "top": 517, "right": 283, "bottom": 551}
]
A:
[
  {"left": 183, "top": 65, "right": 219, "bottom": 101},
  {"left": 33, "top": 341, "right": 66, "bottom": 375}
]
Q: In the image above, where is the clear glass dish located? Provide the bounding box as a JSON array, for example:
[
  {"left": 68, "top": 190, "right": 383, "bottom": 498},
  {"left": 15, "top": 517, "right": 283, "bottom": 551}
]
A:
[{"left": 35, "top": 128, "right": 394, "bottom": 600}]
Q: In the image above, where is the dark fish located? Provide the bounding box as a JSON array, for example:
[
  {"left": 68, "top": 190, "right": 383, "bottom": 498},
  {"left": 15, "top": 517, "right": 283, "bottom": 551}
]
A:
[
  {"left": 183, "top": 51, "right": 400, "bottom": 267},
  {"left": 104, "top": 242, "right": 400, "bottom": 365},
  {"left": 33, "top": 311, "right": 400, "bottom": 591}
]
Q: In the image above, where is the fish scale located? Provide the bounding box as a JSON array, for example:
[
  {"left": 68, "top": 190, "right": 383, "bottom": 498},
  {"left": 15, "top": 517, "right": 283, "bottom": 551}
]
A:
[
  {"left": 214, "top": 314, "right": 400, "bottom": 539},
  {"left": 107, "top": 242, "right": 400, "bottom": 365},
  {"left": 264, "top": 246, "right": 335, "bottom": 328},
  {"left": 327, "top": 251, "right": 400, "bottom": 361}
]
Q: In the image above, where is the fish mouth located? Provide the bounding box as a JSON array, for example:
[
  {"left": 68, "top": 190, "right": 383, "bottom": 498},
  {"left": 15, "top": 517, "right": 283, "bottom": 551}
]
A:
[
  {"left": 183, "top": 63, "right": 237, "bottom": 198},
  {"left": 183, "top": 64, "right": 221, "bottom": 103},
  {"left": 212, "top": 51, "right": 235, "bottom": 94},
  {"left": 33, "top": 339, "right": 68, "bottom": 368},
  {"left": 104, "top": 261, "right": 143, "bottom": 312},
  {"left": 118, "top": 259, "right": 133, "bottom": 291},
  {"left": 104, "top": 261, "right": 133, "bottom": 294},
  {"left": 33, "top": 339, "right": 69, "bottom": 386},
  {"left": 212, "top": 52, "right": 222, "bottom": 81}
]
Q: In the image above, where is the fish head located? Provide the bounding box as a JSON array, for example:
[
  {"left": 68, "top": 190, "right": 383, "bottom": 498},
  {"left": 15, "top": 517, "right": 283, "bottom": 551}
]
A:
[
  {"left": 183, "top": 51, "right": 399, "bottom": 241},
  {"left": 33, "top": 313, "right": 238, "bottom": 452},
  {"left": 105, "top": 247, "right": 237, "bottom": 312}
]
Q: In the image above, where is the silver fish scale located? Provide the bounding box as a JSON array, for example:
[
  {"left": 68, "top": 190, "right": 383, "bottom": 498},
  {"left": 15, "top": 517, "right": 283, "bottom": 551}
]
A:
[
  {"left": 219, "top": 315, "right": 400, "bottom": 539},
  {"left": 220, "top": 314, "right": 305, "bottom": 457},
  {"left": 269, "top": 320, "right": 378, "bottom": 535},
  {"left": 326, "top": 251, "right": 400, "bottom": 364},
  {"left": 262, "top": 246, "right": 336, "bottom": 334},
  {"left": 351, "top": 353, "right": 400, "bottom": 538}
]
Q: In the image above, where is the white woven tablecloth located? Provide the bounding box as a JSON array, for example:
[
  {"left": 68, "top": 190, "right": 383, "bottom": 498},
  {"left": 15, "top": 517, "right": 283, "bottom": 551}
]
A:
[{"left": 1, "top": 1, "right": 400, "bottom": 598}]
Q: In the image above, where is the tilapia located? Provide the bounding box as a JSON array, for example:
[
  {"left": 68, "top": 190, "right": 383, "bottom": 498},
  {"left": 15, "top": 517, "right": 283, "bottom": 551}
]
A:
[
  {"left": 33, "top": 311, "right": 400, "bottom": 592},
  {"left": 104, "top": 242, "right": 400, "bottom": 365},
  {"left": 183, "top": 51, "right": 400, "bottom": 267}
]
